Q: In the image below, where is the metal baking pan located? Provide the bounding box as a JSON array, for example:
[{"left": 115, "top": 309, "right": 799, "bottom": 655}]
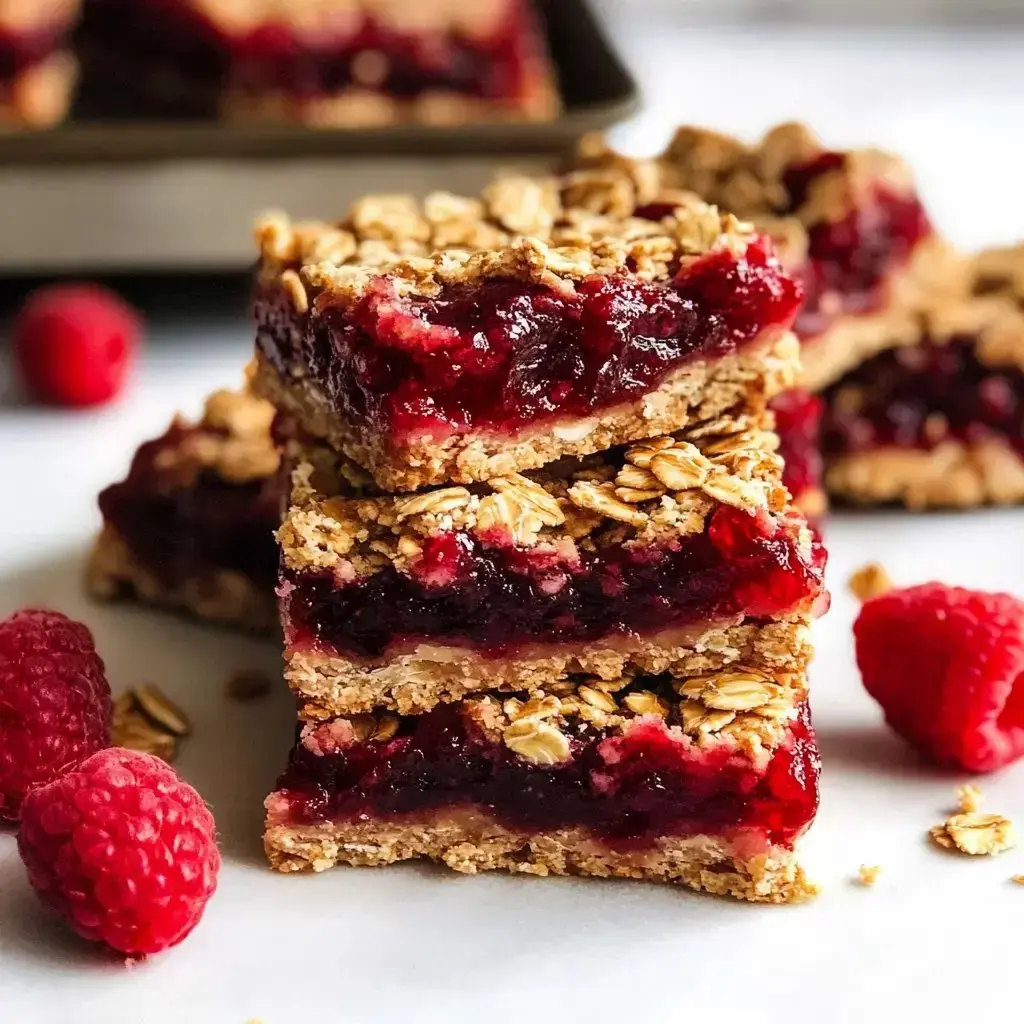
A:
[{"left": 0, "top": 0, "right": 638, "bottom": 272}]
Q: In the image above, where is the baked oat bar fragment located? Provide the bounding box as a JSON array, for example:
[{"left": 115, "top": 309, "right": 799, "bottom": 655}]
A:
[
  {"left": 253, "top": 180, "right": 803, "bottom": 490},
  {"left": 88, "top": 388, "right": 282, "bottom": 631}
]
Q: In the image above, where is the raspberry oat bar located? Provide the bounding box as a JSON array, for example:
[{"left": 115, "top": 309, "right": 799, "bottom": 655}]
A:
[
  {"left": 0, "top": 0, "right": 79, "bottom": 128},
  {"left": 822, "top": 245, "right": 1024, "bottom": 508},
  {"left": 88, "top": 388, "right": 281, "bottom": 631},
  {"left": 264, "top": 665, "right": 820, "bottom": 903},
  {"left": 76, "top": 0, "right": 558, "bottom": 125},
  {"left": 572, "top": 122, "right": 960, "bottom": 390},
  {"left": 277, "top": 414, "right": 825, "bottom": 720},
  {"left": 252, "top": 181, "right": 803, "bottom": 491}
]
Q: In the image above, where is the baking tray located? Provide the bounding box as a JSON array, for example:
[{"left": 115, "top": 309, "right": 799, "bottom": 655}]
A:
[{"left": 0, "top": 0, "right": 638, "bottom": 273}]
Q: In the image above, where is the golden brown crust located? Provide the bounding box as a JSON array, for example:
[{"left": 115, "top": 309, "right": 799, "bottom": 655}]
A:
[
  {"left": 263, "top": 813, "right": 817, "bottom": 904},
  {"left": 826, "top": 439, "right": 1024, "bottom": 510},
  {"left": 288, "top": 616, "right": 813, "bottom": 718},
  {"left": 87, "top": 525, "right": 278, "bottom": 633},
  {"left": 254, "top": 328, "right": 799, "bottom": 491},
  {"left": 0, "top": 52, "right": 77, "bottom": 129}
]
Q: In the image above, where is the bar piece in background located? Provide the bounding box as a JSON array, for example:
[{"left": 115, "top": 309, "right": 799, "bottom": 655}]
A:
[
  {"left": 88, "top": 388, "right": 281, "bottom": 632},
  {"left": 75, "top": 0, "right": 559, "bottom": 125}
]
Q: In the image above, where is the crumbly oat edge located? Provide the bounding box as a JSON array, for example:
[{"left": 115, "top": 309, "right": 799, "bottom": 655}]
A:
[
  {"left": 263, "top": 816, "right": 817, "bottom": 904},
  {"left": 800, "top": 234, "right": 966, "bottom": 392},
  {"left": 87, "top": 524, "right": 278, "bottom": 634},
  {"left": 825, "top": 438, "right": 1024, "bottom": 510},
  {"left": 253, "top": 328, "right": 799, "bottom": 491},
  {"left": 286, "top": 616, "right": 813, "bottom": 718}
]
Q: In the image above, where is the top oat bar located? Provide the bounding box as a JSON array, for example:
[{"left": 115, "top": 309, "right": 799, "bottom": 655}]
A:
[
  {"left": 572, "top": 122, "right": 961, "bottom": 391},
  {"left": 251, "top": 177, "right": 803, "bottom": 491}
]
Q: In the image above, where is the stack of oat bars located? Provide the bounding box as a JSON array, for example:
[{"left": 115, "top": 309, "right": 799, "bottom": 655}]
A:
[
  {"left": 91, "top": 163, "right": 831, "bottom": 903},
  {"left": 244, "top": 174, "right": 826, "bottom": 903}
]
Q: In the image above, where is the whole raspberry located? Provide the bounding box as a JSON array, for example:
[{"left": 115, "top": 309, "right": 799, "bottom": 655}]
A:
[
  {"left": 13, "top": 284, "right": 141, "bottom": 407},
  {"left": 855, "top": 583, "right": 1024, "bottom": 772},
  {"left": 0, "top": 609, "right": 112, "bottom": 822},
  {"left": 18, "top": 748, "right": 221, "bottom": 955}
]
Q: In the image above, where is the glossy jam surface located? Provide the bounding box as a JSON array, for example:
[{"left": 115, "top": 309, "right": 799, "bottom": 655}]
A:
[
  {"left": 258, "top": 240, "right": 802, "bottom": 443},
  {"left": 822, "top": 337, "right": 1024, "bottom": 455},
  {"left": 76, "top": 0, "right": 544, "bottom": 117},
  {"left": 98, "top": 424, "right": 281, "bottom": 588},
  {"left": 772, "top": 389, "right": 824, "bottom": 502},
  {"left": 784, "top": 154, "right": 932, "bottom": 339},
  {"left": 282, "top": 505, "right": 825, "bottom": 660},
  {"left": 273, "top": 701, "right": 820, "bottom": 848}
]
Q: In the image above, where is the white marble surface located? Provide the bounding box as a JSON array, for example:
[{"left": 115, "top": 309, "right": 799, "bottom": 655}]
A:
[{"left": 3, "top": 17, "right": 1024, "bottom": 1024}]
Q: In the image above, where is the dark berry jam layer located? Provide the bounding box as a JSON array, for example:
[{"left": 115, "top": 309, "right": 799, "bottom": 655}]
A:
[
  {"left": 257, "top": 239, "right": 802, "bottom": 445},
  {"left": 99, "top": 424, "right": 281, "bottom": 589},
  {"left": 76, "top": 0, "right": 546, "bottom": 119},
  {"left": 0, "top": 24, "right": 66, "bottom": 79},
  {"left": 274, "top": 701, "right": 820, "bottom": 849},
  {"left": 772, "top": 389, "right": 824, "bottom": 502},
  {"left": 784, "top": 154, "right": 932, "bottom": 340},
  {"left": 822, "top": 337, "right": 1024, "bottom": 456},
  {"left": 281, "top": 504, "right": 825, "bottom": 660}
]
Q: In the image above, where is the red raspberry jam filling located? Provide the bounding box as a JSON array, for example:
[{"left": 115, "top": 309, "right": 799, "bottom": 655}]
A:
[
  {"left": 256, "top": 239, "right": 802, "bottom": 445},
  {"left": 271, "top": 699, "right": 820, "bottom": 848},
  {"left": 98, "top": 424, "right": 281, "bottom": 590},
  {"left": 771, "top": 389, "right": 824, "bottom": 503},
  {"left": 783, "top": 154, "right": 932, "bottom": 340},
  {"left": 822, "top": 336, "right": 1024, "bottom": 457},
  {"left": 77, "top": 0, "right": 546, "bottom": 118},
  {"left": 281, "top": 504, "right": 825, "bottom": 660}
]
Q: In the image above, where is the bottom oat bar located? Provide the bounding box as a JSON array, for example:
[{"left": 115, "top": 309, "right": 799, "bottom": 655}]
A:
[
  {"left": 87, "top": 388, "right": 281, "bottom": 632},
  {"left": 265, "top": 665, "right": 820, "bottom": 904}
]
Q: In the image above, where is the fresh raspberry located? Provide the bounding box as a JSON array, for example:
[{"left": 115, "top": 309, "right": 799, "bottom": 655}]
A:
[
  {"left": 0, "top": 609, "right": 112, "bottom": 822},
  {"left": 18, "top": 749, "right": 221, "bottom": 956},
  {"left": 13, "top": 284, "right": 141, "bottom": 407},
  {"left": 855, "top": 583, "right": 1024, "bottom": 772}
]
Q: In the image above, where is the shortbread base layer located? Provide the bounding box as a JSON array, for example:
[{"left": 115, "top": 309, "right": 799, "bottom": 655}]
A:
[
  {"left": 287, "top": 617, "right": 812, "bottom": 718},
  {"left": 253, "top": 330, "right": 799, "bottom": 491},
  {"left": 87, "top": 524, "right": 278, "bottom": 633},
  {"left": 264, "top": 814, "right": 816, "bottom": 904},
  {"left": 825, "top": 438, "right": 1024, "bottom": 509},
  {"left": 799, "top": 235, "right": 963, "bottom": 392}
]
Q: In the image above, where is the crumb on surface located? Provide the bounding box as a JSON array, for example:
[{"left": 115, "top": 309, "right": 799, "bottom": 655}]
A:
[
  {"left": 848, "top": 562, "right": 893, "bottom": 602},
  {"left": 1011, "top": 875, "right": 1024, "bottom": 886},
  {"left": 227, "top": 669, "right": 273, "bottom": 702},
  {"left": 956, "top": 783, "right": 983, "bottom": 814},
  {"left": 929, "top": 812, "right": 1017, "bottom": 856},
  {"left": 856, "top": 864, "right": 881, "bottom": 886}
]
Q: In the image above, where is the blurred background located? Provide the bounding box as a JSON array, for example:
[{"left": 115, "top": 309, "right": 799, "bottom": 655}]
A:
[{"left": 1, "top": 0, "right": 1023, "bottom": 363}]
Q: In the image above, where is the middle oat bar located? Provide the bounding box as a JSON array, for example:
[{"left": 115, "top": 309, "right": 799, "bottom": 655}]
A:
[
  {"left": 277, "top": 412, "right": 826, "bottom": 720},
  {"left": 251, "top": 178, "right": 803, "bottom": 492}
]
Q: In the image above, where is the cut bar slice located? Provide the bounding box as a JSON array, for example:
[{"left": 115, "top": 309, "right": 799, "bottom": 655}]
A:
[
  {"left": 823, "top": 245, "right": 1024, "bottom": 508},
  {"left": 76, "top": 0, "right": 558, "bottom": 125},
  {"left": 0, "top": 1, "right": 79, "bottom": 127},
  {"left": 253, "top": 179, "right": 803, "bottom": 490},
  {"left": 277, "top": 411, "right": 826, "bottom": 718},
  {"left": 88, "top": 388, "right": 282, "bottom": 631},
  {"left": 571, "top": 122, "right": 961, "bottom": 391},
  {"left": 265, "top": 665, "right": 820, "bottom": 903}
]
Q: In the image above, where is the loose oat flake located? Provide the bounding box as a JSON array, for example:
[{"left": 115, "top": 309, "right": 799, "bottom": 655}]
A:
[{"left": 930, "top": 812, "right": 1018, "bottom": 856}]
